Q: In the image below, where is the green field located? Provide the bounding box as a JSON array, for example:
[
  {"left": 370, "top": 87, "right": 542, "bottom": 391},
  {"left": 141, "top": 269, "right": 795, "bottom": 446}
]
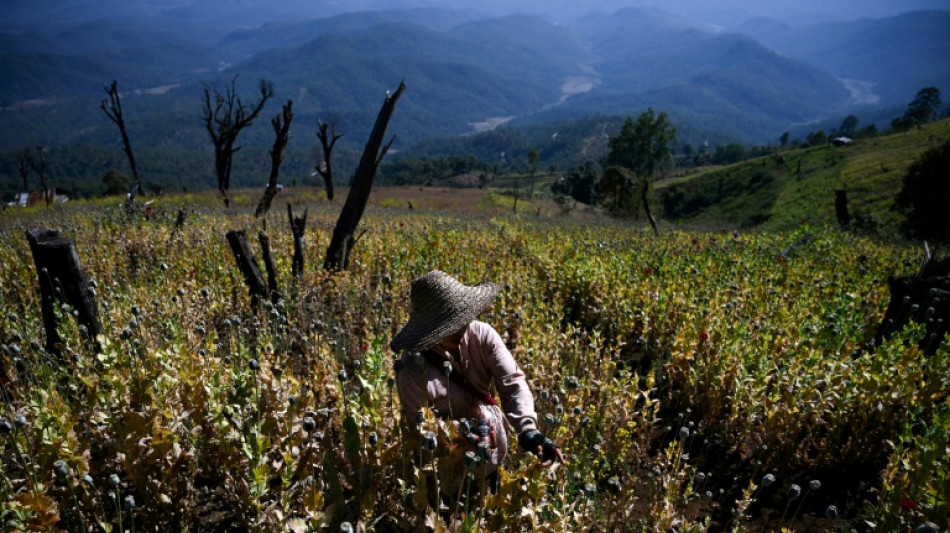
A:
[{"left": 0, "top": 197, "right": 947, "bottom": 532}]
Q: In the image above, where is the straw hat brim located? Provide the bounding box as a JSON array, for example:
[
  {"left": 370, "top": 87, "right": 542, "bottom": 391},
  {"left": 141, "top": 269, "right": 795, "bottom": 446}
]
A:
[{"left": 390, "top": 279, "right": 501, "bottom": 353}]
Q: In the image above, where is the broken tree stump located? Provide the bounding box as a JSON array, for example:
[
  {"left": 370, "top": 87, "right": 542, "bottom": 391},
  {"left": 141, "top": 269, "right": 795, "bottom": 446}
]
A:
[
  {"left": 875, "top": 257, "right": 950, "bottom": 355},
  {"left": 226, "top": 230, "right": 268, "bottom": 308},
  {"left": 835, "top": 189, "right": 850, "bottom": 227},
  {"left": 258, "top": 230, "right": 280, "bottom": 304},
  {"left": 288, "top": 204, "right": 307, "bottom": 278},
  {"left": 25, "top": 228, "right": 101, "bottom": 354}
]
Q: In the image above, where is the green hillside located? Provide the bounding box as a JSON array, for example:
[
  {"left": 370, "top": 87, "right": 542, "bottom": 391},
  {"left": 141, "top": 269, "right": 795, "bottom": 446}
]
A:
[{"left": 655, "top": 117, "right": 950, "bottom": 233}]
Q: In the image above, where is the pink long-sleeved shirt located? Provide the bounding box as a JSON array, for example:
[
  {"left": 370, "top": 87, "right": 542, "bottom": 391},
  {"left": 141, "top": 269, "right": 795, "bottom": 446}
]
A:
[{"left": 395, "top": 320, "right": 538, "bottom": 434}]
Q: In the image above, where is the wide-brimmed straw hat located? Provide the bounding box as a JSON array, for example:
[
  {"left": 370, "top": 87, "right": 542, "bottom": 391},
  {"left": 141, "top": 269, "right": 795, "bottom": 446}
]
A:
[{"left": 390, "top": 270, "right": 501, "bottom": 353}]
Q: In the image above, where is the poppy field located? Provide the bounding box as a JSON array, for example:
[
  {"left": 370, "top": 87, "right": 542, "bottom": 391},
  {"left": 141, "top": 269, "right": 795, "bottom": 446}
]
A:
[{"left": 0, "top": 196, "right": 947, "bottom": 532}]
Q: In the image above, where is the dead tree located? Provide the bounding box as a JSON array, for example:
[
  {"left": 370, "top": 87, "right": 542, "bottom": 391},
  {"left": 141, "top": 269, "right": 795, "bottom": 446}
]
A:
[
  {"left": 288, "top": 204, "right": 308, "bottom": 277},
  {"left": 255, "top": 100, "right": 293, "bottom": 218},
  {"left": 100, "top": 80, "right": 142, "bottom": 210},
  {"left": 25, "top": 147, "right": 52, "bottom": 208},
  {"left": 25, "top": 228, "right": 101, "bottom": 355},
  {"left": 323, "top": 80, "right": 405, "bottom": 271},
  {"left": 16, "top": 150, "right": 31, "bottom": 194},
  {"left": 226, "top": 230, "right": 268, "bottom": 308},
  {"left": 315, "top": 118, "right": 343, "bottom": 201},
  {"left": 202, "top": 76, "right": 273, "bottom": 208}
]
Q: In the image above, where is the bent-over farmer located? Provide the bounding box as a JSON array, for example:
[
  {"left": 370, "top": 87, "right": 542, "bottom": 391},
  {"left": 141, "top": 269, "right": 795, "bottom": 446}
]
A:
[{"left": 391, "top": 270, "right": 563, "bottom": 493}]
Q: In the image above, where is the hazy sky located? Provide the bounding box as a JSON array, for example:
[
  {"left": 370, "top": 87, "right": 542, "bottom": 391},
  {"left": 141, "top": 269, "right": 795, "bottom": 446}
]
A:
[{"left": 4, "top": 0, "right": 949, "bottom": 31}]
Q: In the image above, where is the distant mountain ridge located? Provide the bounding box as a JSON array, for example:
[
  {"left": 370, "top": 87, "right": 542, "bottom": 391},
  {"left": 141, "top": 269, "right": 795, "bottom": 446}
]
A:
[{"left": 0, "top": 5, "right": 947, "bottom": 195}]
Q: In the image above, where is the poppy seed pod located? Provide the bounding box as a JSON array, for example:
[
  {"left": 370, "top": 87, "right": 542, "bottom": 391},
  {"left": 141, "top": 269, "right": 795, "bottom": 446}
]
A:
[
  {"left": 477, "top": 441, "right": 492, "bottom": 460},
  {"left": 761, "top": 473, "right": 775, "bottom": 487},
  {"left": 422, "top": 431, "right": 438, "bottom": 451},
  {"left": 809, "top": 479, "right": 821, "bottom": 491},
  {"left": 787, "top": 484, "right": 801, "bottom": 500},
  {"left": 53, "top": 460, "right": 69, "bottom": 478},
  {"left": 825, "top": 505, "right": 838, "bottom": 519},
  {"left": 463, "top": 450, "right": 480, "bottom": 470}
]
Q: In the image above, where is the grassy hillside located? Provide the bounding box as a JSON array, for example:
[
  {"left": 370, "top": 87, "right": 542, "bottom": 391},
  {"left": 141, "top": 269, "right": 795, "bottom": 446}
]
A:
[{"left": 656, "top": 117, "right": 950, "bottom": 233}]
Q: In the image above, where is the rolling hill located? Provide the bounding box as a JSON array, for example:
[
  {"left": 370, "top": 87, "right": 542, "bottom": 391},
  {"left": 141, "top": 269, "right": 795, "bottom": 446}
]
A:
[{"left": 654, "top": 117, "right": 950, "bottom": 232}]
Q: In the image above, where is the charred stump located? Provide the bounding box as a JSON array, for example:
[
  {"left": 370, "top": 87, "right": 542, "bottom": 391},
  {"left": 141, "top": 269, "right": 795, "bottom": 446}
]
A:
[
  {"left": 324, "top": 80, "right": 405, "bottom": 271},
  {"left": 835, "top": 188, "right": 851, "bottom": 227},
  {"left": 226, "top": 230, "right": 268, "bottom": 308},
  {"left": 258, "top": 231, "right": 280, "bottom": 304},
  {"left": 288, "top": 204, "right": 307, "bottom": 278},
  {"left": 875, "top": 256, "right": 950, "bottom": 355},
  {"left": 25, "top": 228, "right": 101, "bottom": 355}
]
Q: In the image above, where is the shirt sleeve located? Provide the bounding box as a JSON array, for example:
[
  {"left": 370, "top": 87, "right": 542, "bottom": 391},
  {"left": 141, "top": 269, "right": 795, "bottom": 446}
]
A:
[
  {"left": 395, "top": 352, "right": 428, "bottom": 421},
  {"left": 470, "top": 321, "right": 538, "bottom": 433}
]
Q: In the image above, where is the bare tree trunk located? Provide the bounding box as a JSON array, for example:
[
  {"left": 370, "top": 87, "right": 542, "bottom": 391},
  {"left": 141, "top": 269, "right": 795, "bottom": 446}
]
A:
[
  {"left": 834, "top": 188, "right": 851, "bottom": 228},
  {"left": 288, "top": 203, "right": 307, "bottom": 278},
  {"left": 174, "top": 208, "right": 188, "bottom": 232},
  {"left": 324, "top": 80, "right": 405, "bottom": 270},
  {"left": 255, "top": 100, "right": 293, "bottom": 218},
  {"left": 16, "top": 150, "right": 30, "bottom": 195},
  {"left": 641, "top": 180, "right": 659, "bottom": 237},
  {"left": 101, "top": 80, "right": 142, "bottom": 211},
  {"left": 258, "top": 231, "right": 280, "bottom": 303},
  {"left": 27, "top": 147, "right": 51, "bottom": 208},
  {"left": 226, "top": 230, "right": 267, "bottom": 308},
  {"left": 25, "top": 228, "right": 101, "bottom": 355},
  {"left": 315, "top": 119, "right": 343, "bottom": 202}
]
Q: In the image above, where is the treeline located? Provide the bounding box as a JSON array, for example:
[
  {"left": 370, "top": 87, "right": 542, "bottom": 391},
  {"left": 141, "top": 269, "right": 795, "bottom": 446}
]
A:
[{"left": 378, "top": 155, "right": 496, "bottom": 186}]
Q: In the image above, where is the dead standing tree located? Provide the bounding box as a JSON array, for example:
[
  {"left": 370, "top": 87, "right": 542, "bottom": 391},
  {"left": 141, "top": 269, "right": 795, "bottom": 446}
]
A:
[
  {"left": 324, "top": 80, "right": 405, "bottom": 271},
  {"left": 100, "top": 80, "right": 143, "bottom": 211},
  {"left": 314, "top": 118, "right": 343, "bottom": 201},
  {"left": 202, "top": 76, "right": 273, "bottom": 208},
  {"left": 16, "top": 150, "right": 31, "bottom": 195},
  {"left": 19, "top": 147, "right": 52, "bottom": 207},
  {"left": 255, "top": 100, "right": 293, "bottom": 219}
]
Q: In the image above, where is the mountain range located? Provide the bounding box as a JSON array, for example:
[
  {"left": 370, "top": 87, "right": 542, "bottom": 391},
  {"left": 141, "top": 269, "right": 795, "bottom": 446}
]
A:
[{"left": 0, "top": 2, "right": 947, "bottom": 196}]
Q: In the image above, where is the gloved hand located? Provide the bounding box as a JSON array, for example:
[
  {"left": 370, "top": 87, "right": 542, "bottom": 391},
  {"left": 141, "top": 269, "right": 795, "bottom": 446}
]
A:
[{"left": 518, "top": 429, "right": 565, "bottom": 465}]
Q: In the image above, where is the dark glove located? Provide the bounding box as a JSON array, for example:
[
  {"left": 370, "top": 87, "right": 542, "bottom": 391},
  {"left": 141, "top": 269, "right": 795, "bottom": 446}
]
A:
[{"left": 518, "top": 429, "right": 559, "bottom": 462}]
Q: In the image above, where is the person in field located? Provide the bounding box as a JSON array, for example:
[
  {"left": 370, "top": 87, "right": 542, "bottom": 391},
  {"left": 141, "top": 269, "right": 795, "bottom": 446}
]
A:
[{"left": 391, "top": 270, "right": 563, "bottom": 488}]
